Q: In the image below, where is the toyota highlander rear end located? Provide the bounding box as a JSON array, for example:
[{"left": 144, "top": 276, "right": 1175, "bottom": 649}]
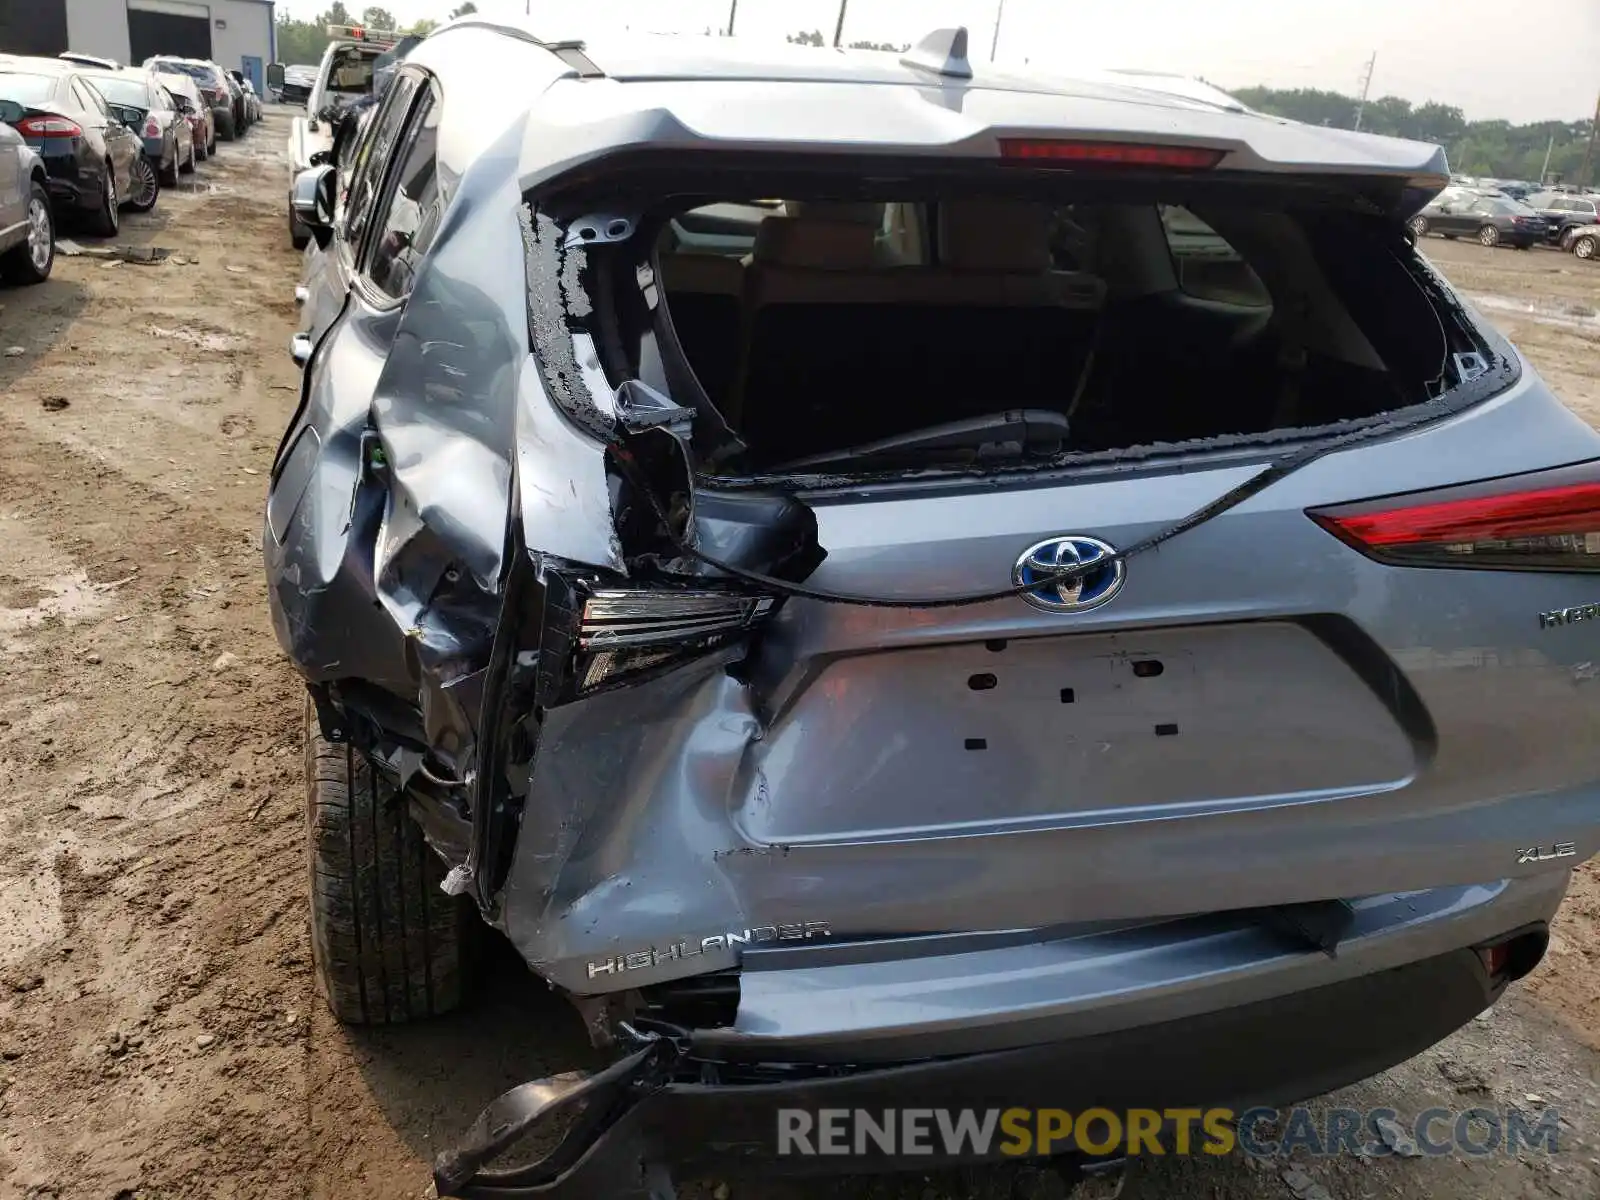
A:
[{"left": 262, "top": 21, "right": 1600, "bottom": 1199}]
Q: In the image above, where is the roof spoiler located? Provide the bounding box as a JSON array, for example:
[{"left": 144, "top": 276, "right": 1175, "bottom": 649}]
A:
[{"left": 900, "top": 27, "right": 972, "bottom": 81}]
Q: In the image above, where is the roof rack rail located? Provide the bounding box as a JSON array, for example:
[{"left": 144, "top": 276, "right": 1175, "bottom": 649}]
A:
[{"left": 900, "top": 26, "right": 972, "bottom": 81}]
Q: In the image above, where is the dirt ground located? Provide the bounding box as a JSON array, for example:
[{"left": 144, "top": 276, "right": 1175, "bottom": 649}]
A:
[{"left": 0, "top": 115, "right": 1596, "bottom": 1200}]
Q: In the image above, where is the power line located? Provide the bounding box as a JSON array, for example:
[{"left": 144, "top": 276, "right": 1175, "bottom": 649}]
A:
[{"left": 990, "top": 0, "right": 1006, "bottom": 61}]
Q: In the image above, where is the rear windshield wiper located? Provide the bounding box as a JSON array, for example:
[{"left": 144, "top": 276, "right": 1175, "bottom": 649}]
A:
[{"left": 771, "top": 409, "right": 1070, "bottom": 472}]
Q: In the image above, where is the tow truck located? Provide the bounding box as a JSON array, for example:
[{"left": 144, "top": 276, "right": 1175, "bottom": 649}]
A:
[{"left": 284, "top": 23, "right": 400, "bottom": 249}]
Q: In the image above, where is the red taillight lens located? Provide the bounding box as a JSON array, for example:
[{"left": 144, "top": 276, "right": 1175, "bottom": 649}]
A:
[
  {"left": 1309, "top": 463, "right": 1600, "bottom": 572},
  {"left": 999, "top": 139, "right": 1225, "bottom": 169},
  {"left": 144, "top": 117, "right": 161, "bottom": 138},
  {"left": 16, "top": 115, "right": 83, "bottom": 138}
]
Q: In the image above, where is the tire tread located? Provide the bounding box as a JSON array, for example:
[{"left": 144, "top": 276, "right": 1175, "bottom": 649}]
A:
[{"left": 305, "top": 705, "right": 466, "bottom": 1024}]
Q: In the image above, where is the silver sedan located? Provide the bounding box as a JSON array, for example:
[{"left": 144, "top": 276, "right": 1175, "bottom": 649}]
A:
[{"left": 0, "top": 114, "right": 52, "bottom": 284}]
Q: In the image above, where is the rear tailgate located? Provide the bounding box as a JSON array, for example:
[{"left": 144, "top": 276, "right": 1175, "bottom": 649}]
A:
[{"left": 733, "top": 381, "right": 1600, "bottom": 929}]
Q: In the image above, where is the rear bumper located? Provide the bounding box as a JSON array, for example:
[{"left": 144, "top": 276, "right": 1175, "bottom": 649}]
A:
[
  {"left": 37, "top": 158, "right": 96, "bottom": 210},
  {"left": 697, "top": 871, "right": 1569, "bottom": 1062},
  {"left": 436, "top": 936, "right": 1532, "bottom": 1198}
]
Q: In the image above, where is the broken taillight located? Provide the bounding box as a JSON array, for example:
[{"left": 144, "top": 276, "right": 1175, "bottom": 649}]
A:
[
  {"left": 574, "top": 588, "right": 778, "bottom": 693},
  {"left": 1308, "top": 462, "right": 1600, "bottom": 572},
  {"left": 999, "top": 139, "right": 1224, "bottom": 169}
]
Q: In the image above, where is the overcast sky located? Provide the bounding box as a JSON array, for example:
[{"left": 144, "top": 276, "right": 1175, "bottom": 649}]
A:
[{"left": 280, "top": 0, "right": 1599, "bottom": 123}]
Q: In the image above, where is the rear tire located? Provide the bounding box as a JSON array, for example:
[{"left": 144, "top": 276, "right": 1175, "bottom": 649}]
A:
[
  {"left": 160, "top": 150, "right": 179, "bottom": 187},
  {"left": 305, "top": 704, "right": 469, "bottom": 1024},
  {"left": 217, "top": 111, "right": 236, "bottom": 142},
  {"left": 1478, "top": 224, "right": 1501, "bottom": 247},
  {"left": 1576, "top": 235, "right": 1598, "bottom": 261},
  {"left": 89, "top": 163, "right": 118, "bottom": 237},
  {"left": 180, "top": 141, "right": 196, "bottom": 174}
]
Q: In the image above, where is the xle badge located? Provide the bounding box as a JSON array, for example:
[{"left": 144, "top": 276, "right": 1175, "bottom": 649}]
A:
[{"left": 1516, "top": 842, "right": 1577, "bottom": 864}]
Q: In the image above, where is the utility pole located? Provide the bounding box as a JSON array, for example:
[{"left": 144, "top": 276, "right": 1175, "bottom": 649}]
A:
[
  {"left": 832, "top": 0, "right": 848, "bottom": 47},
  {"left": 990, "top": 0, "right": 1006, "bottom": 61},
  {"left": 1540, "top": 132, "right": 1555, "bottom": 185},
  {"left": 1582, "top": 87, "right": 1600, "bottom": 188},
  {"left": 1352, "top": 51, "right": 1376, "bottom": 131},
  {"left": 726, "top": 0, "right": 737, "bottom": 36}
]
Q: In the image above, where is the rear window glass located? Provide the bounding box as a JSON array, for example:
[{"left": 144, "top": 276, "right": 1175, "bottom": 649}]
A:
[
  {"left": 85, "top": 75, "right": 148, "bottom": 107},
  {"left": 584, "top": 182, "right": 1480, "bottom": 475},
  {"left": 326, "top": 47, "right": 377, "bottom": 94},
  {"left": 151, "top": 61, "right": 212, "bottom": 84},
  {"left": 0, "top": 73, "right": 59, "bottom": 105}
]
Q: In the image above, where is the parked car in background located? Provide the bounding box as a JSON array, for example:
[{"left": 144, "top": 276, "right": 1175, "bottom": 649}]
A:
[
  {"left": 156, "top": 70, "right": 213, "bottom": 162},
  {"left": 57, "top": 52, "right": 120, "bottom": 71},
  {"left": 221, "top": 71, "right": 250, "bottom": 132},
  {"left": 278, "top": 25, "right": 1600, "bottom": 1197},
  {"left": 143, "top": 57, "right": 237, "bottom": 141},
  {"left": 1561, "top": 224, "right": 1599, "bottom": 261},
  {"left": 1410, "top": 192, "right": 1548, "bottom": 247},
  {"left": 228, "top": 70, "right": 262, "bottom": 124},
  {"left": 0, "top": 58, "right": 150, "bottom": 236},
  {"left": 79, "top": 67, "right": 194, "bottom": 185},
  {"left": 0, "top": 108, "right": 55, "bottom": 283},
  {"left": 286, "top": 24, "right": 401, "bottom": 248},
  {"left": 280, "top": 63, "right": 317, "bottom": 108},
  {"left": 1523, "top": 191, "right": 1599, "bottom": 244}
]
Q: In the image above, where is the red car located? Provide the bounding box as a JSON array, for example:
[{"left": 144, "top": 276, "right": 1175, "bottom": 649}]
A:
[{"left": 152, "top": 69, "right": 214, "bottom": 160}]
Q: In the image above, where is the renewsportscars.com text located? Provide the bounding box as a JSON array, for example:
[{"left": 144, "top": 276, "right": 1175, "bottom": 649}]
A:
[{"left": 775, "top": 1106, "right": 1563, "bottom": 1158}]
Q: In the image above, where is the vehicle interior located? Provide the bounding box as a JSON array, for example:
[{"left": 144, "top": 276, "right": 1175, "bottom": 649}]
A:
[
  {"left": 325, "top": 46, "right": 378, "bottom": 95},
  {"left": 645, "top": 196, "right": 1458, "bottom": 473}
]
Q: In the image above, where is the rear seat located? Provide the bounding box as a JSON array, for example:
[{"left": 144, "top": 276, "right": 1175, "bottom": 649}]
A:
[
  {"left": 657, "top": 252, "right": 744, "bottom": 413},
  {"left": 733, "top": 203, "right": 1104, "bottom": 460}
]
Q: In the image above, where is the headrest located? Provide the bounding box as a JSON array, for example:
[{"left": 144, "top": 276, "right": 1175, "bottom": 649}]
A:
[
  {"left": 939, "top": 201, "right": 1053, "bottom": 271},
  {"left": 658, "top": 252, "right": 744, "bottom": 295},
  {"left": 783, "top": 201, "right": 885, "bottom": 229},
  {"left": 752, "top": 217, "right": 877, "bottom": 270}
]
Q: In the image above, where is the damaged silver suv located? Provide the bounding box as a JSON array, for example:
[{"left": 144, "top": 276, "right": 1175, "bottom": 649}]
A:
[{"left": 270, "top": 16, "right": 1600, "bottom": 1198}]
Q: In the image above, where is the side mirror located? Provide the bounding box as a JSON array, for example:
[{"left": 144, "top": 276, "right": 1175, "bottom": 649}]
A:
[
  {"left": 292, "top": 165, "right": 338, "bottom": 250},
  {"left": 267, "top": 62, "right": 286, "bottom": 88}
]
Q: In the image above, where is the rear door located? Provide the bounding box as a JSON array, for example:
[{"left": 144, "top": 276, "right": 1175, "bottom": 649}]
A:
[{"left": 277, "top": 66, "right": 440, "bottom": 489}]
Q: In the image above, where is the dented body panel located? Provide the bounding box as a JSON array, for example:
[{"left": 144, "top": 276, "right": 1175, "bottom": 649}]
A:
[{"left": 266, "top": 18, "right": 1600, "bottom": 1193}]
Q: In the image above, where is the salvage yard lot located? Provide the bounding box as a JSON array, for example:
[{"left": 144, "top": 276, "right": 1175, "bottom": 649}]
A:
[{"left": 0, "top": 109, "right": 1597, "bottom": 1199}]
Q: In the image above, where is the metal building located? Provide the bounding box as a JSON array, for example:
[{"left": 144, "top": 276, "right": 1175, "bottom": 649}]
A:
[{"left": 0, "top": 0, "right": 277, "bottom": 96}]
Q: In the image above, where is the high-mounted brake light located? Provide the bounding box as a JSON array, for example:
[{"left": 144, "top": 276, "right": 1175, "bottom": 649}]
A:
[
  {"left": 999, "top": 140, "right": 1225, "bottom": 169},
  {"left": 1309, "top": 463, "right": 1600, "bottom": 572},
  {"left": 16, "top": 115, "right": 82, "bottom": 138}
]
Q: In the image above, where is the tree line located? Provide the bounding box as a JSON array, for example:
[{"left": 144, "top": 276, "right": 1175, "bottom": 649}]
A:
[
  {"left": 274, "top": 3, "right": 477, "bottom": 67},
  {"left": 1230, "top": 86, "right": 1594, "bottom": 183}
]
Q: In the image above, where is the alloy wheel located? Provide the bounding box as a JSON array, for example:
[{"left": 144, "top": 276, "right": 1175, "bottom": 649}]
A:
[
  {"left": 1577, "top": 237, "right": 1597, "bottom": 261},
  {"left": 26, "top": 196, "right": 51, "bottom": 274},
  {"left": 1479, "top": 225, "right": 1500, "bottom": 247},
  {"left": 131, "top": 158, "right": 158, "bottom": 209}
]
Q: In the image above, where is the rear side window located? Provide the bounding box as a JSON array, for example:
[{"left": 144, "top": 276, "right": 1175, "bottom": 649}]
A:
[
  {"left": 72, "top": 79, "right": 108, "bottom": 116},
  {"left": 1158, "top": 205, "right": 1271, "bottom": 306},
  {"left": 366, "top": 85, "right": 442, "bottom": 301},
  {"left": 341, "top": 72, "right": 419, "bottom": 258}
]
